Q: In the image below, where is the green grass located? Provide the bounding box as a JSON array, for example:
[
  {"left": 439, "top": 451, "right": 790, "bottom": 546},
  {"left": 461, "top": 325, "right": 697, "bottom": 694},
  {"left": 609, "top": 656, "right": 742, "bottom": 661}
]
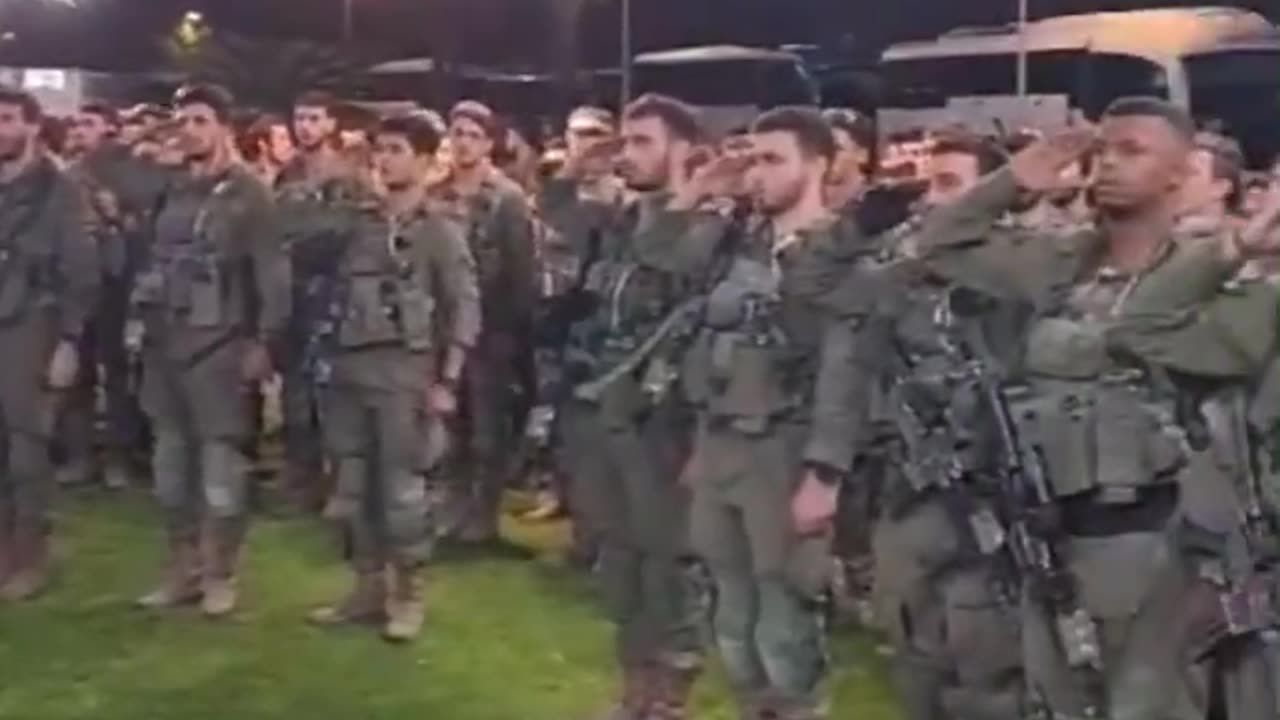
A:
[{"left": 0, "top": 491, "right": 900, "bottom": 720}]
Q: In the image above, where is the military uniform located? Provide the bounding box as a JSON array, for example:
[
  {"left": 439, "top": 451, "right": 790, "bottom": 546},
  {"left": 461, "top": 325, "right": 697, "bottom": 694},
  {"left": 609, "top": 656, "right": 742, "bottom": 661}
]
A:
[
  {"left": 431, "top": 170, "right": 536, "bottom": 542},
  {"left": 274, "top": 157, "right": 361, "bottom": 509},
  {"left": 0, "top": 154, "right": 98, "bottom": 600},
  {"left": 679, "top": 216, "right": 870, "bottom": 719},
  {"left": 559, "top": 193, "right": 726, "bottom": 719},
  {"left": 57, "top": 152, "right": 151, "bottom": 488},
  {"left": 130, "top": 163, "right": 288, "bottom": 617},
  {"left": 911, "top": 167, "right": 1255, "bottom": 720},
  {"left": 808, "top": 252, "right": 1028, "bottom": 720},
  {"left": 309, "top": 190, "right": 480, "bottom": 641}
]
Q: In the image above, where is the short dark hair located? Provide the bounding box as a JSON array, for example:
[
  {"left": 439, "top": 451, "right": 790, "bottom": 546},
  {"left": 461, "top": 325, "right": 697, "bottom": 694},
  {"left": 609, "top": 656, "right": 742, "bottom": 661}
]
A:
[
  {"left": 294, "top": 90, "right": 338, "bottom": 115},
  {"left": 931, "top": 132, "right": 1008, "bottom": 176},
  {"left": 1102, "top": 96, "right": 1195, "bottom": 141},
  {"left": 123, "top": 103, "right": 168, "bottom": 126},
  {"left": 449, "top": 100, "right": 498, "bottom": 138},
  {"left": 376, "top": 115, "right": 442, "bottom": 156},
  {"left": 822, "top": 108, "right": 875, "bottom": 152},
  {"left": 240, "top": 113, "right": 287, "bottom": 162},
  {"left": 79, "top": 101, "right": 119, "bottom": 127},
  {"left": 1196, "top": 131, "right": 1245, "bottom": 210},
  {"left": 752, "top": 106, "right": 837, "bottom": 162},
  {"left": 0, "top": 85, "right": 42, "bottom": 124},
  {"left": 172, "top": 83, "right": 234, "bottom": 123},
  {"left": 622, "top": 94, "right": 704, "bottom": 145}
]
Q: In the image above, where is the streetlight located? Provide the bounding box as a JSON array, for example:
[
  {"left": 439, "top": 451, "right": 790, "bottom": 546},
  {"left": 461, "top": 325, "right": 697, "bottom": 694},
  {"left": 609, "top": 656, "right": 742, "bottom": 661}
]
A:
[
  {"left": 1016, "top": 0, "right": 1028, "bottom": 97},
  {"left": 619, "top": 0, "right": 631, "bottom": 107},
  {"left": 342, "top": 0, "right": 353, "bottom": 44},
  {"left": 184, "top": 10, "right": 204, "bottom": 25}
]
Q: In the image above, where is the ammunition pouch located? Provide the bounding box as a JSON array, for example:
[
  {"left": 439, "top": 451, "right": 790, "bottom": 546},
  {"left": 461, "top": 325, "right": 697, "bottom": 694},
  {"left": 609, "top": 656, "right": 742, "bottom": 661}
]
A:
[
  {"left": 1005, "top": 376, "right": 1185, "bottom": 502},
  {"left": 700, "top": 331, "right": 796, "bottom": 436}
]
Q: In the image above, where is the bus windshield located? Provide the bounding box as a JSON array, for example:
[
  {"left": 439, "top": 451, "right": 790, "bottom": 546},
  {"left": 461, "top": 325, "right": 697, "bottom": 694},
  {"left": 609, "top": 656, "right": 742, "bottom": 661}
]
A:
[
  {"left": 633, "top": 59, "right": 817, "bottom": 108},
  {"left": 1185, "top": 49, "right": 1280, "bottom": 167},
  {"left": 880, "top": 50, "right": 1170, "bottom": 118}
]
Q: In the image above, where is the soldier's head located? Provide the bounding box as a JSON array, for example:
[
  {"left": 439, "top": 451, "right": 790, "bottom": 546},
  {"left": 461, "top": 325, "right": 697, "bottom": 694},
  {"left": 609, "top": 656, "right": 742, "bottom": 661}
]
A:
[
  {"left": 448, "top": 101, "right": 497, "bottom": 171},
  {"left": 172, "top": 83, "right": 234, "bottom": 162},
  {"left": 747, "top": 107, "right": 835, "bottom": 217},
  {"left": 0, "top": 85, "right": 42, "bottom": 163},
  {"left": 619, "top": 94, "right": 703, "bottom": 192},
  {"left": 822, "top": 108, "right": 875, "bottom": 192},
  {"left": 120, "top": 104, "right": 167, "bottom": 146},
  {"left": 373, "top": 115, "right": 442, "bottom": 190},
  {"left": 66, "top": 101, "right": 118, "bottom": 158},
  {"left": 924, "top": 133, "right": 1006, "bottom": 209},
  {"left": 242, "top": 114, "right": 295, "bottom": 168},
  {"left": 1182, "top": 131, "right": 1243, "bottom": 219},
  {"left": 565, "top": 106, "right": 616, "bottom": 175},
  {"left": 1093, "top": 97, "right": 1195, "bottom": 214},
  {"left": 291, "top": 90, "right": 338, "bottom": 154}
]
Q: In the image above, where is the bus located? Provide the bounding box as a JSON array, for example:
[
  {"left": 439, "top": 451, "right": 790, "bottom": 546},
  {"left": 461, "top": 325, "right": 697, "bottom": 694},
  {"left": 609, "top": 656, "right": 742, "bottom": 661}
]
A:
[
  {"left": 878, "top": 6, "right": 1280, "bottom": 166},
  {"left": 631, "top": 45, "right": 819, "bottom": 136}
]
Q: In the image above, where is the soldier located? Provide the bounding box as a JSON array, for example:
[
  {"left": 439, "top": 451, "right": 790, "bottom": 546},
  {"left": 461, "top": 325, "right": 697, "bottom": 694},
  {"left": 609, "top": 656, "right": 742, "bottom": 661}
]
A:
[
  {"left": 61, "top": 102, "right": 150, "bottom": 491},
  {"left": 435, "top": 100, "right": 536, "bottom": 545},
  {"left": 240, "top": 114, "right": 295, "bottom": 187},
  {"left": 807, "top": 138, "right": 1029, "bottom": 720},
  {"left": 274, "top": 90, "right": 347, "bottom": 512},
  {"left": 680, "top": 107, "right": 868, "bottom": 719},
  {"left": 131, "top": 84, "right": 288, "bottom": 619},
  {"left": 909, "top": 98, "right": 1275, "bottom": 720},
  {"left": 558, "top": 94, "right": 725, "bottom": 719},
  {"left": 119, "top": 104, "right": 168, "bottom": 148},
  {"left": 0, "top": 85, "right": 98, "bottom": 601},
  {"left": 821, "top": 108, "right": 875, "bottom": 216},
  {"left": 306, "top": 114, "right": 480, "bottom": 643}
]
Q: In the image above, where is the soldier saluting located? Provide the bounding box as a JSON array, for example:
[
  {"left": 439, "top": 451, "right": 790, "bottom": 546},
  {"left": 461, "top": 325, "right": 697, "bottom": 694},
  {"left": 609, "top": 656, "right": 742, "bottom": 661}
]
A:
[{"left": 0, "top": 86, "right": 98, "bottom": 602}]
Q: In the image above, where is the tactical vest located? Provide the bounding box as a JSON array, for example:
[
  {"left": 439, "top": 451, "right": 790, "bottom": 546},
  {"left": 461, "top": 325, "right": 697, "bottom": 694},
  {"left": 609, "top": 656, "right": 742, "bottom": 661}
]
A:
[
  {"left": 1004, "top": 315, "right": 1187, "bottom": 501},
  {"left": 683, "top": 255, "right": 797, "bottom": 434},
  {"left": 131, "top": 178, "right": 236, "bottom": 329},
  {"left": 885, "top": 287, "right": 1000, "bottom": 496},
  {"left": 0, "top": 161, "right": 60, "bottom": 324},
  {"left": 332, "top": 211, "right": 435, "bottom": 353}
]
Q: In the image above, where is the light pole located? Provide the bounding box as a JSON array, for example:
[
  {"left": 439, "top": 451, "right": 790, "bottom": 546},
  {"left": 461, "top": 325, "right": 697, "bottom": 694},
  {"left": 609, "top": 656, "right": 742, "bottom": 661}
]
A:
[
  {"left": 1016, "top": 0, "right": 1028, "bottom": 97},
  {"left": 342, "top": 0, "right": 354, "bottom": 44},
  {"left": 619, "top": 0, "right": 632, "bottom": 107}
]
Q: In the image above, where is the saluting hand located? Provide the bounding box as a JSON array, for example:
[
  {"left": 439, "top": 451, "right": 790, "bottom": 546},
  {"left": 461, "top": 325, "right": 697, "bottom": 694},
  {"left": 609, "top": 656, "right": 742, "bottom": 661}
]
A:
[{"left": 1008, "top": 128, "right": 1096, "bottom": 193}]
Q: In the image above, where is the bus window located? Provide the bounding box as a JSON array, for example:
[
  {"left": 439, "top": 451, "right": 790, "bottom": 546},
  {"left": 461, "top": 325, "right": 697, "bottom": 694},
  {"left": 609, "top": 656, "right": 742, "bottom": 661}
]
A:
[
  {"left": 1186, "top": 50, "right": 1280, "bottom": 167},
  {"left": 633, "top": 59, "right": 816, "bottom": 108}
]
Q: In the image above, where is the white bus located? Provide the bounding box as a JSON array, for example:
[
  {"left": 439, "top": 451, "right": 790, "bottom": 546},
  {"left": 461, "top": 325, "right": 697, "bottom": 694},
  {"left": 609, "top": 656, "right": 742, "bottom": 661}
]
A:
[{"left": 878, "top": 6, "right": 1280, "bottom": 165}]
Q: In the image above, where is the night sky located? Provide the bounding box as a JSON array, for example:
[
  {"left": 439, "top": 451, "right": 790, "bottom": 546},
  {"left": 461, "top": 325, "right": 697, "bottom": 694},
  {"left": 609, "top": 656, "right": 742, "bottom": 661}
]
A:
[{"left": 1, "top": 0, "right": 1276, "bottom": 71}]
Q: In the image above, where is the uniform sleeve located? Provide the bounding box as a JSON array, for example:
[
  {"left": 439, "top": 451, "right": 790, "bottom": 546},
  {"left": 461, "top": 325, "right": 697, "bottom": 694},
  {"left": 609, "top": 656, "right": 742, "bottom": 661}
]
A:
[
  {"left": 917, "top": 168, "right": 1095, "bottom": 304},
  {"left": 241, "top": 180, "right": 291, "bottom": 337},
  {"left": 84, "top": 142, "right": 169, "bottom": 215},
  {"left": 423, "top": 216, "right": 482, "bottom": 349},
  {"left": 51, "top": 174, "right": 99, "bottom": 338},
  {"left": 496, "top": 188, "right": 538, "bottom": 325},
  {"left": 804, "top": 311, "right": 891, "bottom": 474},
  {"left": 633, "top": 205, "right": 731, "bottom": 279}
]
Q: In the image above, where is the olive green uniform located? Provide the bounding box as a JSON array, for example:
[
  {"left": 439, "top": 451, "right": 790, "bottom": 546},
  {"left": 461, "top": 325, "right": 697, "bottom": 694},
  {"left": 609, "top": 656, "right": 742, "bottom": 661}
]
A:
[
  {"left": 0, "top": 155, "right": 98, "bottom": 586},
  {"left": 560, "top": 194, "right": 724, "bottom": 712},
  {"left": 322, "top": 196, "right": 481, "bottom": 569},
  {"left": 681, "top": 217, "right": 867, "bottom": 718},
  {"left": 132, "top": 164, "right": 288, "bottom": 601},
  {"left": 809, "top": 254, "right": 1028, "bottom": 720},
  {"left": 432, "top": 171, "right": 536, "bottom": 541},
  {"left": 912, "top": 167, "right": 1259, "bottom": 720},
  {"left": 274, "top": 159, "right": 359, "bottom": 505}
]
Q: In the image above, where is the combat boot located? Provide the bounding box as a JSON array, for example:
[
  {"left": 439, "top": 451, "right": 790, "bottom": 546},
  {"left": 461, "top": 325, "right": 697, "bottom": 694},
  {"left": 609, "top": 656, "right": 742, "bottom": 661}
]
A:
[
  {"left": 308, "top": 561, "right": 387, "bottom": 627},
  {"left": 0, "top": 519, "right": 51, "bottom": 601},
  {"left": 382, "top": 563, "right": 426, "bottom": 642},
  {"left": 595, "top": 664, "right": 653, "bottom": 720},
  {"left": 136, "top": 530, "right": 203, "bottom": 609},
  {"left": 646, "top": 665, "right": 700, "bottom": 720},
  {"left": 201, "top": 519, "right": 246, "bottom": 619}
]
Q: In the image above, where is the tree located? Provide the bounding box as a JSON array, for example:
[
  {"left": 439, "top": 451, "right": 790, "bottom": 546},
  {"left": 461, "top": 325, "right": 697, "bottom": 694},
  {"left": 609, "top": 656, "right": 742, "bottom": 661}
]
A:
[{"left": 164, "top": 30, "right": 368, "bottom": 112}]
